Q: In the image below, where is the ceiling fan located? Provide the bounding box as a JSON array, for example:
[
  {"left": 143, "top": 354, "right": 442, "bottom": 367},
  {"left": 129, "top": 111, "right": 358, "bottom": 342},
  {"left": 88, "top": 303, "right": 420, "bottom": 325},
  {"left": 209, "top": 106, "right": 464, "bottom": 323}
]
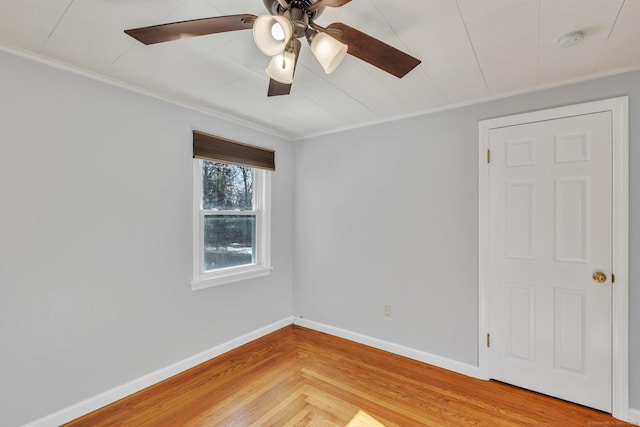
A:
[{"left": 124, "top": 0, "right": 421, "bottom": 97}]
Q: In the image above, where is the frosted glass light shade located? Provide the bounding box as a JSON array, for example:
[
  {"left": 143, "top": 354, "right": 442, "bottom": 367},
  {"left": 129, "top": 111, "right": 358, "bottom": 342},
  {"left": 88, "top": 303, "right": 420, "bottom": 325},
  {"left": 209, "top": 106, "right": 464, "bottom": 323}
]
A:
[
  {"left": 253, "top": 15, "right": 293, "bottom": 56},
  {"left": 309, "top": 32, "right": 348, "bottom": 74},
  {"left": 266, "top": 50, "right": 296, "bottom": 84}
]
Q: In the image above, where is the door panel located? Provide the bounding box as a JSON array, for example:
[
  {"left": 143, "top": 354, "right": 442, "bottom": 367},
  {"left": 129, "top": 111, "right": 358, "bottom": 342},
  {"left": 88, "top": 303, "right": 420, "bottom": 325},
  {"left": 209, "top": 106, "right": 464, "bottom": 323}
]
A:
[{"left": 488, "top": 112, "right": 612, "bottom": 412}]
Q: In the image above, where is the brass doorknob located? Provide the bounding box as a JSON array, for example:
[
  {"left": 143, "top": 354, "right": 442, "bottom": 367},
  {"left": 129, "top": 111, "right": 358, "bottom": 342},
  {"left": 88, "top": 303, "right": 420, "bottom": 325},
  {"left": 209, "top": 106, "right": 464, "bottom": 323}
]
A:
[{"left": 592, "top": 272, "right": 607, "bottom": 283}]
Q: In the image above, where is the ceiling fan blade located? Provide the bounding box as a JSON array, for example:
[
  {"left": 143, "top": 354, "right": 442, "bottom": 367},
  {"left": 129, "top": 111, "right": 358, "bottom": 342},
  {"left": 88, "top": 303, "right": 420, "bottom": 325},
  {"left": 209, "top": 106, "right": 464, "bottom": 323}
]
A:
[
  {"left": 268, "top": 80, "right": 293, "bottom": 97},
  {"left": 125, "top": 14, "right": 257, "bottom": 45},
  {"left": 268, "top": 39, "right": 302, "bottom": 97},
  {"left": 307, "top": 0, "right": 352, "bottom": 13},
  {"left": 326, "top": 22, "right": 421, "bottom": 78}
]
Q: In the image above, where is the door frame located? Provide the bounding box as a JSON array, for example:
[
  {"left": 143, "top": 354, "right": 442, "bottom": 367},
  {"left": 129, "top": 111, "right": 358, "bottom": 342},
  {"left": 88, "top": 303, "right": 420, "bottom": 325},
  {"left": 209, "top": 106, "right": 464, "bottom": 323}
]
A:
[{"left": 478, "top": 97, "right": 629, "bottom": 420}]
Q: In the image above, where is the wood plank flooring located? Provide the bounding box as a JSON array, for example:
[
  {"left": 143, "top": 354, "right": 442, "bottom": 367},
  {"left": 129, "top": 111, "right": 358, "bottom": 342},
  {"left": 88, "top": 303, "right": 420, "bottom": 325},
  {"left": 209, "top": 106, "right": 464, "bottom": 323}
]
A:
[{"left": 65, "top": 325, "right": 626, "bottom": 426}]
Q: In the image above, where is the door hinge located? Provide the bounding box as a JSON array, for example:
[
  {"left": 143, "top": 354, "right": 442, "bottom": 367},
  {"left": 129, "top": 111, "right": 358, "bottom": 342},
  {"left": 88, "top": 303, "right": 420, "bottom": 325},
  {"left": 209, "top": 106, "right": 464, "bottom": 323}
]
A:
[
  {"left": 487, "top": 149, "right": 491, "bottom": 164},
  {"left": 612, "top": 273, "right": 615, "bottom": 284},
  {"left": 487, "top": 333, "right": 491, "bottom": 348}
]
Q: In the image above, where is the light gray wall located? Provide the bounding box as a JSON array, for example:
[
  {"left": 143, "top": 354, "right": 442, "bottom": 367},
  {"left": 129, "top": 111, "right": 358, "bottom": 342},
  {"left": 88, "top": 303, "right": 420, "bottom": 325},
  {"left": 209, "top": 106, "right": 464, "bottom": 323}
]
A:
[
  {"left": 1, "top": 48, "right": 637, "bottom": 426},
  {"left": 0, "top": 51, "right": 294, "bottom": 426},
  {"left": 293, "top": 71, "right": 639, "bottom": 409}
]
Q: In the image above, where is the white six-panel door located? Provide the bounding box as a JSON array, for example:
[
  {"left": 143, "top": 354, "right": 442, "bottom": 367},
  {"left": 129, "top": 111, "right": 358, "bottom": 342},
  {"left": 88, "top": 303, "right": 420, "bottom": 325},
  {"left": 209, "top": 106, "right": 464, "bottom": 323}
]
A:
[{"left": 487, "top": 112, "right": 613, "bottom": 412}]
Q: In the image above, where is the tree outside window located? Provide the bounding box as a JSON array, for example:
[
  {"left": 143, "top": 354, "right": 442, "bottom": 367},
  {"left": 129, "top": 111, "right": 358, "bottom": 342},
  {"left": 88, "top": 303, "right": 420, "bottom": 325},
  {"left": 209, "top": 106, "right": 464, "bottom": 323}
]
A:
[{"left": 201, "top": 161, "right": 256, "bottom": 271}]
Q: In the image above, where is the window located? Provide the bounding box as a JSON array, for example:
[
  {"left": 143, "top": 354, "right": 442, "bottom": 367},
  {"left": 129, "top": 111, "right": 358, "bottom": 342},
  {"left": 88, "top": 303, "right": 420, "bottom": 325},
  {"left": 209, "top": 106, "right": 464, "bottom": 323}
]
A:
[{"left": 192, "top": 131, "right": 273, "bottom": 289}]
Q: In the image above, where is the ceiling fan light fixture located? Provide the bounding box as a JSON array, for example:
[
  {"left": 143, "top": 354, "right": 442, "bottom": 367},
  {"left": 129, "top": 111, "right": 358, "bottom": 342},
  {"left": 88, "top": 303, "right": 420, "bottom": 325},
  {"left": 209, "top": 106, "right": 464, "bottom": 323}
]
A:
[
  {"left": 253, "top": 15, "right": 293, "bottom": 56},
  {"left": 309, "top": 31, "right": 348, "bottom": 74},
  {"left": 266, "top": 50, "right": 296, "bottom": 84}
]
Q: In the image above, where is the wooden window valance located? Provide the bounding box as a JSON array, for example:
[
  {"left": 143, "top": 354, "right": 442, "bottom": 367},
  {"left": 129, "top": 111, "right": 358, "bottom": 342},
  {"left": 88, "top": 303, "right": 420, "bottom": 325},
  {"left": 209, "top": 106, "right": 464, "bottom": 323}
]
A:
[{"left": 193, "top": 130, "right": 275, "bottom": 171}]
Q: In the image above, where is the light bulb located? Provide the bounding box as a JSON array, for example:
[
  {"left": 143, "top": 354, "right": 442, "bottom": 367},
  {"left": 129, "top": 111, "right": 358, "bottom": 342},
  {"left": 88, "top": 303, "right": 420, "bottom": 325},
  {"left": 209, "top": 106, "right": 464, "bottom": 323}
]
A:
[{"left": 271, "top": 23, "right": 285, "bottom": 41}]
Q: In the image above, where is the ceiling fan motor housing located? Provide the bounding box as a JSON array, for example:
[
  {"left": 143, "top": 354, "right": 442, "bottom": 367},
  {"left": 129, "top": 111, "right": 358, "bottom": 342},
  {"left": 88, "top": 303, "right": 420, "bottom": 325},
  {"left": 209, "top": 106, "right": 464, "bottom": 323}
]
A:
[
  {"left": 263, "top": 0, "right": 324, "bottom": 36},
  {"left": 286, "top": 7, "right": 310, "bottom": 38}
]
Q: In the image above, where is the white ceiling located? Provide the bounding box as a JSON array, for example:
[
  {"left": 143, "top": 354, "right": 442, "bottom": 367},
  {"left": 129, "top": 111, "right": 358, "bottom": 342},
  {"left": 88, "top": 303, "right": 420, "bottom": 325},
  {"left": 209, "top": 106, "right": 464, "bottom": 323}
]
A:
[{"left": 1, "top": 0, "right": 639, "bottom": 139}]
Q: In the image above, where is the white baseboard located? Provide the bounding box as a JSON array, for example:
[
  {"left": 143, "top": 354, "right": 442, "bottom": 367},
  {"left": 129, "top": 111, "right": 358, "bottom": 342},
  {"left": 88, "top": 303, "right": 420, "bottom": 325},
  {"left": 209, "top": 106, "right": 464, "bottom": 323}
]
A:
[
  {"left": 293, "top": 317, "right": 482, "bottom": 379},
  {"left": 24, "top": 317, "right": 295, "bottom": 427},
  {"left": 24, "top": 315, "right": 634, "bottom": 426}
]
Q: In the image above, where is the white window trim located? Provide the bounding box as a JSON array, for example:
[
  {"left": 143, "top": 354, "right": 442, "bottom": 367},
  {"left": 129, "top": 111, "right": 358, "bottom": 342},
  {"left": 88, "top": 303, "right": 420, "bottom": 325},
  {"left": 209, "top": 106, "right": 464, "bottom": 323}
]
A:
[{"left": 191, "top": 159, "right": 272, "bottom": 290}]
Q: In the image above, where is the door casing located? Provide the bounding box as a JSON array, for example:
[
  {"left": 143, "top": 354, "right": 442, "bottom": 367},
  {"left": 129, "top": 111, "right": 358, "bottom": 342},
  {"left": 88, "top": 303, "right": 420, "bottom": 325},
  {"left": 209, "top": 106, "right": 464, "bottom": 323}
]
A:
[{"left": 478, "top": 97, "right": 629, "bottom": 420}]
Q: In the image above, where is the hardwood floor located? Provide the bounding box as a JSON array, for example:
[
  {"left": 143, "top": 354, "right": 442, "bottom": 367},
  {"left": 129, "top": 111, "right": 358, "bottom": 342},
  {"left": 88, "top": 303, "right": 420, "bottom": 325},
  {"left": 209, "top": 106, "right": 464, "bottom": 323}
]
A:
[{"left": 65, "top": 325, "right": 625, "bottom": 426}]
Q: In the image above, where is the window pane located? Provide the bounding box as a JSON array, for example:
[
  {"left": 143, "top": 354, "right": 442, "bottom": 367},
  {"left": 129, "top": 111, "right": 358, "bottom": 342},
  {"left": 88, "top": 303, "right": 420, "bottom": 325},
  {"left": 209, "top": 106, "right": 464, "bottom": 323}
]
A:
[
  {"left": 204, "top": 215, "right": 256, "bottom": 271},
  {"left": 202, "top": 161, "right": 253, "bottom": 210}
]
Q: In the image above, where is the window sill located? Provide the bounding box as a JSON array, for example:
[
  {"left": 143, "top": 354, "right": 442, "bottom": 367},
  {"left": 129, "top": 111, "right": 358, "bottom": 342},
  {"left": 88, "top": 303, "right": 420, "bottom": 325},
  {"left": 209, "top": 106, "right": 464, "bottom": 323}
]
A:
[{"left": 191, "top": 265, "right": 273, "bottom": 290}]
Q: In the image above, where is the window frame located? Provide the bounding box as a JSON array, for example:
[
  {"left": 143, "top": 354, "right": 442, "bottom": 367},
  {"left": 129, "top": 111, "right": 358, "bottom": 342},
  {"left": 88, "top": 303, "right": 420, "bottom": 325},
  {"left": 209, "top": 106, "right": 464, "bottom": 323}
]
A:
[{"left": 191, "top": 159, "right": 272, "bottom": 290}]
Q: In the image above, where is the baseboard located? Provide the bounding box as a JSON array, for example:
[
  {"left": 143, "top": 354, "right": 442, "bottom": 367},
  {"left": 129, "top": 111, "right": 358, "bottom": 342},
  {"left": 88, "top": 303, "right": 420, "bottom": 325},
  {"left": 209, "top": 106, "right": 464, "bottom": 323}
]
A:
[
  {"left": 24, "top": 317, "right": 296, "bottom": 427},
  {"left": 293, "top": 317, "right": 482, "bottom": 379},
  {"left": 25, "top": 315, "right": 634, "bottom": 426}
]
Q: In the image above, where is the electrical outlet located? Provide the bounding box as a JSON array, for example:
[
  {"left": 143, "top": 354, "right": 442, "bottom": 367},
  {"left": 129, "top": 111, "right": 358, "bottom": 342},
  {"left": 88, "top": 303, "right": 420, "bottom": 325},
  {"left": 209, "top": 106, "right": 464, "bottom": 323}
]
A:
[{"left": 384, "top": 304, "right": 392, "bottom": 317}]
